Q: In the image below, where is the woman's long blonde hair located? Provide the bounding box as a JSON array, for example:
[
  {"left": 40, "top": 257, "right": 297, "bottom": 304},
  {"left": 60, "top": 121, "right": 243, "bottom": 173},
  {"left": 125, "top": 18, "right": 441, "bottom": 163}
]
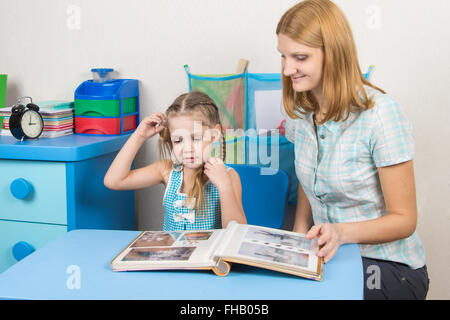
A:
[
  {"left": 276, "top": 0, "right": 385, "bottom": 123},
  {"left": 159, "top": 91, "right": 226, "bottom": 216}
]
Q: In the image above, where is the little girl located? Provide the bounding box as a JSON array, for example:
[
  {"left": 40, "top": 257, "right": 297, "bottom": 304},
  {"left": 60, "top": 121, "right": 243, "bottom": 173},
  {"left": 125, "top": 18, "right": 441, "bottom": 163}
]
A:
[{"left": 104, "top": 91, "right": 247, "bottom": 231}]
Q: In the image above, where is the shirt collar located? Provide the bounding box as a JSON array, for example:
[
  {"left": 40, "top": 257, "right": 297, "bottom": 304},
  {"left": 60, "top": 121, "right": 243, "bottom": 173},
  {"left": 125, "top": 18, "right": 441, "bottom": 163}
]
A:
[
  {"left": 322, "top": 120, "right": 340, "bottom": 134},
  {"left": 304, "top": 111, "right": 340, "bottom": 135}
]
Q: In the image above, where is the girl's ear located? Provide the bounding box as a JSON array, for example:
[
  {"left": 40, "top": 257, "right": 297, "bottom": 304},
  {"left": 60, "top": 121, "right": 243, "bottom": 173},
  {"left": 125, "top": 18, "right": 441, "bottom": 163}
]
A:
[
  {"left": 159, "top": 126, "right": 168, "bottom": 138},
  {"left": 203, "top": 125, "right": 222, "bottom": 143},
  {"left": 160, "top": 127, "right": 173, "bottom": 147},
  {"left": 211, "top": 124, "right": 223, "bottom": 143},
  {"left": 158, "top": 127, "right": 173, "bottom": 161}
]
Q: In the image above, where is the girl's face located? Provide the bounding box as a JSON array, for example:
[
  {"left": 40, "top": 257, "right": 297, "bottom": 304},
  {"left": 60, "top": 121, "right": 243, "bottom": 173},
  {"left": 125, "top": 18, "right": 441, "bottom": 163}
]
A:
[
  {"left": 277, "top": 33, "right": 325, "bottom": 96},
  {"left": 168, "top": 114, "right": 221, "bottom": 169}
]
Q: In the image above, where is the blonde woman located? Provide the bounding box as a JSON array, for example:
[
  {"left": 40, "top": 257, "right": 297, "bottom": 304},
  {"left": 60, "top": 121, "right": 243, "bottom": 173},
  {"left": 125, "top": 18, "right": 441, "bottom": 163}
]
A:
[
  {"left": 278, "top": 0, "right": 428, "bottom": 299},
  {"left": 104, "top": 91, "right": 246, "bottom": 230}
]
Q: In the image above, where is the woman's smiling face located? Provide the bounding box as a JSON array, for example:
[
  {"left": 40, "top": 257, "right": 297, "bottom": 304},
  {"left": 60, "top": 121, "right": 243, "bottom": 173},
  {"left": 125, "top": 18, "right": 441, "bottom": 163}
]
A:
[{"left": 278, "top": 33, "right": 325, "bottom": 95}]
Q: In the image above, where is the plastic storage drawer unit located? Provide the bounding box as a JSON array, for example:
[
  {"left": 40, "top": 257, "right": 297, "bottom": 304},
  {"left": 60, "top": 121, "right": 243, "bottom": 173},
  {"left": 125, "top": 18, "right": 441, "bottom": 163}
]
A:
[{"left": 74, "top": 70, "right": 139, "bottom": 135}]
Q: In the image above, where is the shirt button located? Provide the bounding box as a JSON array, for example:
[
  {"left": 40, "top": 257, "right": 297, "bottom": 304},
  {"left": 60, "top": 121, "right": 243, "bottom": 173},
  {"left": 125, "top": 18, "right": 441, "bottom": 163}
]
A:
[{"left": 320, "top": 134, "right": 325, "bottom": 139}]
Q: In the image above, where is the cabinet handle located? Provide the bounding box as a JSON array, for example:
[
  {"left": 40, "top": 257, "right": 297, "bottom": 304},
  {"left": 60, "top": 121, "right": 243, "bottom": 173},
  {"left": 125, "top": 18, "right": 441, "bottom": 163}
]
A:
[
  {"left": 12, "top": 241, "right": 35, "bottom": 261},
  {"left": 10, "top": 178, "right": 32, "bottom": 199}
]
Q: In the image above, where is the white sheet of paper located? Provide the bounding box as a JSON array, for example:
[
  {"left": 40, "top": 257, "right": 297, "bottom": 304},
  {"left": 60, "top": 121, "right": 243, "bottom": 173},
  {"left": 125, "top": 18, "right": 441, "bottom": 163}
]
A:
[{"left": 254, "top": 90, "right": 284, "bottom": 130}]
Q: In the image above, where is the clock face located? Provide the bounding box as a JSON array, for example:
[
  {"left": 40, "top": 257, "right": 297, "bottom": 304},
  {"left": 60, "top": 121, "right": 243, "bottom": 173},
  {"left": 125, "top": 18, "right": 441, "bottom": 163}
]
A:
[{"left": 21, "top": 110, "right": 44, "bottom": 138}]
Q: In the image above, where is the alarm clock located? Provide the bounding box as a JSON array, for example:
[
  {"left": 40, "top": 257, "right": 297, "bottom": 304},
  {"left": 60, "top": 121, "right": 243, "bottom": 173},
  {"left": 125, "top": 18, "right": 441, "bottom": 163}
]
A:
[{"left": 9, "top": 96, "right": 44, "bottom": 141}]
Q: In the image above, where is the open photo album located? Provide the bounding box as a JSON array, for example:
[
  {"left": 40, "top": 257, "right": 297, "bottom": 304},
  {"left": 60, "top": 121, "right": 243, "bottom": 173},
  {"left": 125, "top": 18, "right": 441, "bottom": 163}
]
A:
[{"left": 111, "top": 221, "right": 323, "bottom": 281}]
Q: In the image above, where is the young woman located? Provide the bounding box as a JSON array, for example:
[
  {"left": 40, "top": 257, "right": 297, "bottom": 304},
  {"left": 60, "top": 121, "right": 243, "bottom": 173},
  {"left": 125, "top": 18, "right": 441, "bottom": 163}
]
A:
[{"left": 277, "top": 0, "right": 429, "bottom": 299}]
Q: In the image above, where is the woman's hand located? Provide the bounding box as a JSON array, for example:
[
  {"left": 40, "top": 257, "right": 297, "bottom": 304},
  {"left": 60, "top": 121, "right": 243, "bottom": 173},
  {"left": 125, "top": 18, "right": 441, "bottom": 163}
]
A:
[
  {"left": 306, "top": 223, "right": 345, "bottom": 263},
  {"left": 204, "top": 158, "right": 232, "bottom": 191},
  {"left": 135, "top": 112, "right": 166, "bottom": 140}
]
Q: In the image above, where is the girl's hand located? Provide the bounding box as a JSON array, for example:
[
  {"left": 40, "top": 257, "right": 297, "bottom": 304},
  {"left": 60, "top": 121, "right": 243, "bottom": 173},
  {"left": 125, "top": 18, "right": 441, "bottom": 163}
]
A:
[
  {"left": 306, "top": 223, "right": 345, "bottom": 263},
  {"left": 135, "top": 112, "right": 166, "bottom": 140},
  {"left": 204, "top": 158, "right": 232, "bottom": 191}
]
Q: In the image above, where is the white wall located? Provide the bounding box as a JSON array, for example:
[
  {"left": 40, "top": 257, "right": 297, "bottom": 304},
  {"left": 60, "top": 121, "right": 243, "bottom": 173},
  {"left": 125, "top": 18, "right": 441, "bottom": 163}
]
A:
[{"left": 0, "top": 0, "right": 448, "bottom": 299}]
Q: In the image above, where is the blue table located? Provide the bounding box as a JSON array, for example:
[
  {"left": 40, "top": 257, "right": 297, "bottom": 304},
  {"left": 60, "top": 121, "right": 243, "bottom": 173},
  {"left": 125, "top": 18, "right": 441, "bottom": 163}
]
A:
[{"left": 0, "top": 229, "right": 364, "bottom": 300}]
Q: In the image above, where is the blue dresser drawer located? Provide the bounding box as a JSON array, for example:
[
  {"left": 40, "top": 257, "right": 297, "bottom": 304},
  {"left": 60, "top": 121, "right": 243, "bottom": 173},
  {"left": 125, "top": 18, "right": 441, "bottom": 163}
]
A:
[
  {"left": 0, "top": 219, "right": 67, "bottom": 273},
  {"left": 0, "top": 159, "right": 67, "bottom": 225},
  {"left": 0, "top": 135, "right": 135, "bottom": 273}
]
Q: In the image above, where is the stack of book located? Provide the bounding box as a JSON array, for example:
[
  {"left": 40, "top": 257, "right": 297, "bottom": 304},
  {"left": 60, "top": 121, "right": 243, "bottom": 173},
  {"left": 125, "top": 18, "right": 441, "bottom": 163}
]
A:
[{"left": 0, "top": 100, "right": 74, "bottom": 138}]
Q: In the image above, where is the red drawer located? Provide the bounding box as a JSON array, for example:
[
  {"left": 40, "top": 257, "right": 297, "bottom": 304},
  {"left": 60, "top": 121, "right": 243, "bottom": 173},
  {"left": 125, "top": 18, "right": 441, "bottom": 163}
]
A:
[{"left": 75, "top": 115, "right": 137, "bottom": 135}]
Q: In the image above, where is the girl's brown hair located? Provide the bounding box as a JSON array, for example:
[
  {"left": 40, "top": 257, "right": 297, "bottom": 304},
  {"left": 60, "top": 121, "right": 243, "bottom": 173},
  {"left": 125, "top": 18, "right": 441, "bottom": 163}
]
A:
[
  {"left": 159, "top": 91, "right": 226, "bottom": 216},
  {"left": 276, "top": 0, "right": 385, "bottom": 123}
]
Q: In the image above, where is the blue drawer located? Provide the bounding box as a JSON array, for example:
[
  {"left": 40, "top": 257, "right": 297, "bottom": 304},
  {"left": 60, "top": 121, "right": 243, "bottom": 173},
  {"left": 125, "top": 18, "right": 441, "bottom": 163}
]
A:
[
  {"left": 0, "top": 160, "right": 67, "bottom": 225},
  {"left": 0, "top": 219, "right": 67, "bottom": 273}
]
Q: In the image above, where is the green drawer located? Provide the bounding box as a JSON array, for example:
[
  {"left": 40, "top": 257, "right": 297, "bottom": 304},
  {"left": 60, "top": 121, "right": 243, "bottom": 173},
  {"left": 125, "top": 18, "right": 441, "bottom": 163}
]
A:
[{"left": 75, "top": 97, "right": 136, "bottom": 117}]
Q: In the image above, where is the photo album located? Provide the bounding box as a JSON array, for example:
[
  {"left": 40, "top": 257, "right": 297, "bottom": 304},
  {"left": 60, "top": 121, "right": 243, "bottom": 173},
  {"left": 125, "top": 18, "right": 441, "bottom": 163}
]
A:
[{"left": 111, "top": 221, "right": 323, "bottom": 281}]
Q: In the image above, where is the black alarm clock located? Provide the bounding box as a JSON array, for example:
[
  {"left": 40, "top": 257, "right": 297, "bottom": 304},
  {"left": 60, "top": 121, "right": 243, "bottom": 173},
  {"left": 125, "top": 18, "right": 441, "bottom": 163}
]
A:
[{"left": 9, "top": 96, "right": 44, "bottom": 141}]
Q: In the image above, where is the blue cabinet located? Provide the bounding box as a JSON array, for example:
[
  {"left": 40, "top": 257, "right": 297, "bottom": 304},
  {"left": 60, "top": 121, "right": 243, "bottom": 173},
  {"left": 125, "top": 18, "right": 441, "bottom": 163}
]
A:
[{"left": 0, "top": 134, "right": 135, "bottom": 272}]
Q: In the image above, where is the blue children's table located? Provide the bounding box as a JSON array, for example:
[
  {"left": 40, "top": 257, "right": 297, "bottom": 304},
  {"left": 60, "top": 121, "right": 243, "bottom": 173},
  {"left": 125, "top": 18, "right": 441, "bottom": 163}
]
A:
[{"left": 0, "top": 229, "right": 364, "bottom": 300}]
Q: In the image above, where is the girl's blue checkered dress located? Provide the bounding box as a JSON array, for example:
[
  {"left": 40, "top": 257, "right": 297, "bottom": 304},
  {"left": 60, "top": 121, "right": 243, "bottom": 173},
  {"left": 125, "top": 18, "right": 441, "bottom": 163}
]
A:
[{"left": 163, "top": 164, "right": 227, "bottom": 231}]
